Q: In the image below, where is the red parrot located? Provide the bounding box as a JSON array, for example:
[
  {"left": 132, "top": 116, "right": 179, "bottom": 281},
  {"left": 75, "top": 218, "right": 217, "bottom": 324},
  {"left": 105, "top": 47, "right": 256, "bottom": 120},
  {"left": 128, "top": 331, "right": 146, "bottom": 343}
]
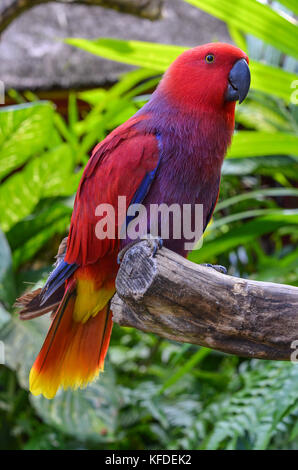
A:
[{"left": 17, "top": 43, "right": 250, "bottom": 398}]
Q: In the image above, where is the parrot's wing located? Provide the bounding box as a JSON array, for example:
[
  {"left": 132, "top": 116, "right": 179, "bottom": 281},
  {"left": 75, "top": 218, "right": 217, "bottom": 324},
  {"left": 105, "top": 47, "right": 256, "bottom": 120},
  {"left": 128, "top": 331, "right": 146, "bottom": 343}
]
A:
[
  {"left": 18, "top": 120, "right": 159, "bottom": 311},
  {"left": 65, "top": 119, "right": 160, "bottom": 266}
]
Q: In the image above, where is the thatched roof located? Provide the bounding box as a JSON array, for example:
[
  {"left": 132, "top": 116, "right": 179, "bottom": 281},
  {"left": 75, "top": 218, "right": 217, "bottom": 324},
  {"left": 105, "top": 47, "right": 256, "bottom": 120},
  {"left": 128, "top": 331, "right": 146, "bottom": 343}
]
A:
[{"left": 0, "top": 0, "right": 231, "bottom": 91}]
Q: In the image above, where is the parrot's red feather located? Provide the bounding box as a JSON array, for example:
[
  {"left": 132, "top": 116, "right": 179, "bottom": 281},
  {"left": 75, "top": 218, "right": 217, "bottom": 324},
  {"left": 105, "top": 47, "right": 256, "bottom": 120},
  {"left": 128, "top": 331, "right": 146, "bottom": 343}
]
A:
[
  {"left": 65, "top": 118, "right": 159, "bottom": 266},
  {"left": 29, "top": 277, "right": 114, "bottom": 399}
]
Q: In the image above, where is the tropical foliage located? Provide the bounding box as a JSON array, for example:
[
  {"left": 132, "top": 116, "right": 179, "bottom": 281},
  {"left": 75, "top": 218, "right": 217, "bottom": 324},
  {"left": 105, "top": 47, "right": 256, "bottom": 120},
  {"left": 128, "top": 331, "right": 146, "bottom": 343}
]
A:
[{"left": 0, "top": 0, "right": 297, "bottom": 450}]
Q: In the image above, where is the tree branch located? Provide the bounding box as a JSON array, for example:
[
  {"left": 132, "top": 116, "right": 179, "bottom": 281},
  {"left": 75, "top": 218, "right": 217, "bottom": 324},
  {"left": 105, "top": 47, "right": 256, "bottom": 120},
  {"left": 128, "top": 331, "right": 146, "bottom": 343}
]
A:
[
  {"left": 0, "top": 0, "right": 163, "bottom": 34},
  {"left": 111, "top": 241, "right": 298, "bottom": 361}
]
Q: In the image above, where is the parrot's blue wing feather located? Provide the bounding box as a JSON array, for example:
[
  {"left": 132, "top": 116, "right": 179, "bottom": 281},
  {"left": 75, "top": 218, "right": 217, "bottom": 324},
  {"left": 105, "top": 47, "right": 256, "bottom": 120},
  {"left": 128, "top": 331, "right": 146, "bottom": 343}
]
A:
[{"left": 40, "top": 260, "right": 78, "bottom": 305}]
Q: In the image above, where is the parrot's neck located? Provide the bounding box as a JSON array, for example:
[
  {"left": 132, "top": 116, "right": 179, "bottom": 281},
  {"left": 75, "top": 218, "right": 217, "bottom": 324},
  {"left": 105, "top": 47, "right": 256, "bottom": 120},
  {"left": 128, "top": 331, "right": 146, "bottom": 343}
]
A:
[{"left": 138, "top": 90, "right": 235, "bottom": 183}]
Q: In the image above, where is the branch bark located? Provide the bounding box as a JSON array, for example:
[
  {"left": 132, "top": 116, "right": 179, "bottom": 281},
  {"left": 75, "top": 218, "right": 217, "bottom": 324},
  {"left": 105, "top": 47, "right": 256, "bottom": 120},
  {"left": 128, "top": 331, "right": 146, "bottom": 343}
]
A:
[
  {"left": 0, "top": 0, "right": 163, "bottom": 34},
  {"left": 111, "top": 240, "right": 298, "bottom": 361}
]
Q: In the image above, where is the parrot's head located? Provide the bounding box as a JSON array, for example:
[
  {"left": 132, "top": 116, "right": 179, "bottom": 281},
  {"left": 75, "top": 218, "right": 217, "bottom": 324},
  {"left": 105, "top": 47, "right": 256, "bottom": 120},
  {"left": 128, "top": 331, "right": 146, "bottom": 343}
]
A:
[{"left": 160, "top": 42, "right": 250, "bottom": 115}]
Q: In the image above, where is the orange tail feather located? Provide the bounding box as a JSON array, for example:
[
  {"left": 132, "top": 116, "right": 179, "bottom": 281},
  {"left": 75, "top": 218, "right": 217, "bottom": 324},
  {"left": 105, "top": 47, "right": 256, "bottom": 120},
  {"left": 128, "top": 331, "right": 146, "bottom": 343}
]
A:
[{"left": 29, "top": 280, "right": 113, "bottom": 399}]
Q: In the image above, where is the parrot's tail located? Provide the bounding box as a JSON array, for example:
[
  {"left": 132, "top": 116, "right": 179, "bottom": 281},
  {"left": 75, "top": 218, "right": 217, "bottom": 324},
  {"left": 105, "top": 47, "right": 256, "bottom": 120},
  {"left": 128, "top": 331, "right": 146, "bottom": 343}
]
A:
[{"left": 29, "top": 279, "right": 113, "bottom": 399}]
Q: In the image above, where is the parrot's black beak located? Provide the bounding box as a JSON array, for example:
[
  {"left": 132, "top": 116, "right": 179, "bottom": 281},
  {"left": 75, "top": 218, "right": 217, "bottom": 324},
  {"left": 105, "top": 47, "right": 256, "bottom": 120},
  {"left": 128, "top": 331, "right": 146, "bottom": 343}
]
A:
[{"left": 226, "top": 58, "right": 251, "bottom": 104}]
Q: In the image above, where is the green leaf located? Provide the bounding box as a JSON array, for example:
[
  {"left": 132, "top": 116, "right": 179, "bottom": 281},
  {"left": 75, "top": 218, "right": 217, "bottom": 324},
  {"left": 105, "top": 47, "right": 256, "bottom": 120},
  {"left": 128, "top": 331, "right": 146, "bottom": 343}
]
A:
[
  {"left": 189, "top": 211, "right": 298, "bottom": 263},
  {"left": 67, "top": 38, "right": 298, "bottom": 103},
  {"left": 0, "top": 144, "right": 76, "bottom": 232},
  {"left": 0, "top": 314, "right": 120, "bottom": 442},
  {"left": 0, "top": 229, "right": 16, "bottom": 306},
  {"left": 40, "top": 145, "right": 78, "bottom": 198},
  {"left": 159, "top": 347, "right": 210, "bottom": 394},
  {"left": 215, "top": 187, "right": 298, "bottom": 212},
  {"left": 228, "top": 25, "right": 248, "bottom": 53},
  {"left": 235, "top": 99, "right": 293, "bottom": 132},
  {"left": 228, "top": 132, "right": 298, "bottom": 158},
  {"left": 253, "top": 248, "right": 298, "bottom": 284},
  {"left": 7, "top": 202, "right": 71, "bottom": 252},
  {"left": 105, "top": 68, "right": 159, "bottom": 99},
  {"left": 279, "top": 0, "right": 298, "bottom": 15},
  {"left": 211, "top": 208, "right": 296, "bottom": 231},
  {"left": 7, "top": 203, "right": 72, "bottom": 269},
  {"left": 78, "top": 88, "right": 108, "bottom": 106},
  {"left": 31, "top": 366, "right": 119, "bottom": 443},
  {"left": 0, "top": 102, "right": 54, "bottom": 180},
  {"left": 185, "top": 0, "right": 298, "bottom": 59},
  {"left": 222, "top": 154, "right": 298, "bottom": 178},
  {"left": 65, "top": 37, "right": 185, "bottom": 71},
  {"left": 249, "top": 62, "right": 298, "bottom": 104},
  {"left": 201, "top": 361, "right": 298, "bottom": 450}
]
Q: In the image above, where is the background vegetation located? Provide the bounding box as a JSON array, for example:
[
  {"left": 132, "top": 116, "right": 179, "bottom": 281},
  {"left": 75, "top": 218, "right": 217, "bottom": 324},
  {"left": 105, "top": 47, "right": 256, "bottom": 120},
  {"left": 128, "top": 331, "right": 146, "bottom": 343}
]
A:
[{"left": 0, "top": 0, "right": 297, "bottom": 450}]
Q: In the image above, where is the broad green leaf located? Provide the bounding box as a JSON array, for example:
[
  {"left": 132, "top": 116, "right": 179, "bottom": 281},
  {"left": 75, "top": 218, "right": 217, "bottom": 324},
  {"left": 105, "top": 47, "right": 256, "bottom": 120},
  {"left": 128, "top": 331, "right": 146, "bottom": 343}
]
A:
[
  {"left": 222, "top": 154, "right": 298, "bottom": 178},
  {"left": 0, "top": 144, "right": 76, "bottom": 232},
  {"left": 279, "top": 0, "right": 298, "bottom": 15},
  {"left": 0, "top": 167, "right": 42, "bottom": 232},
  {"left": 65, "top": 37, "right": 185, "bottom": 71},
  {"left": 185, "top": 0, "right": 298, "bottom": 59},
  {"left": 215, "top": 187, "right": 298, "bottom": 212},
  {"left": 7, "top": 202, "right": 72, "bottom": 253},
  {"left": 250, "top": 62, "right": 298, "bottom": 104},
  {"left": 8, "top": 204, "right": 72, "bottom": 269},
  {"left": 78, "top": 88, "right": 108, "bottom": 106},
  {"left": 189, "top": 211, "right": 298, "bottom": 263},
  {"left": 31, "top": 370, "right": 119, "bottom": 443},
  {"left": 211, "top": 208, "right": 296, "bottom": 231},
  {"left": 0, "top": 229, "right": 16, "bottom": 307},
  {"left": 0, "top": 102, "right": 54, "bottom": 179},
  {"left": 104, "top": 98, "right": 138, "bottom": 130},
  {"left": 40, "top": 145, "right": 78, "bottom": 197},
  {"left": 0, "top": 314, "right": 120, "bottom": 442},
  {"left": 228, "top": 25, "right": 247, "bottom": 53},
  {"left": 235, "top": 100, "right": 293, "bottom": 132},
  {"left": 228, "top": 132, "right": 298, "bottom": 158},
  {"left": 67, "top": 38, "right": 298, "bottom": 103}
]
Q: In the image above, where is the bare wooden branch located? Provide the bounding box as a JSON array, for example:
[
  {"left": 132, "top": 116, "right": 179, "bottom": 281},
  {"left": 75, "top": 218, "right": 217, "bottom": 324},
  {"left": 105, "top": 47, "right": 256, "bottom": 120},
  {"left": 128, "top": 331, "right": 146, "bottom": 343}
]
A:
[
  {"left": 0, "top": 0, "right": 163, "bottom": 34},
  {"left": 111, "top": 241, "right": 298, "bottom": 361}
]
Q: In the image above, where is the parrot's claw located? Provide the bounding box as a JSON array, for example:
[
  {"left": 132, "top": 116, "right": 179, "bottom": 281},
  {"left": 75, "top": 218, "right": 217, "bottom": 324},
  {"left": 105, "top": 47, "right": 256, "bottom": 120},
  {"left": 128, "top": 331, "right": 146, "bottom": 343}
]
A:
[
  {"left": 201, "top": 263, "right": 227, "bottom": 275},
  {"left": 141, "top": 234, "right": 163, "bottom": 257},
  {"left": 117, "top": 235, "right": 163, "bottom": 264}
]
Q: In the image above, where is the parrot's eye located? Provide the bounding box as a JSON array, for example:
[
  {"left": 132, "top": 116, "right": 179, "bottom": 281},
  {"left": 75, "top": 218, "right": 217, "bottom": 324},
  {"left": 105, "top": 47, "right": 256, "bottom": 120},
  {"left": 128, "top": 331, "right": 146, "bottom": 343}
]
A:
[{"left": 205, "top": 54, "right": 215, "bottom": 64}]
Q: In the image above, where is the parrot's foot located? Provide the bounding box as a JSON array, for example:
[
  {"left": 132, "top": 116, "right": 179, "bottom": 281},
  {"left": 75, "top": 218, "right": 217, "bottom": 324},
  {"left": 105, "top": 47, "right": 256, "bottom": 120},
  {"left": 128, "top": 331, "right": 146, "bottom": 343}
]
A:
[
  {"left": 117, "top": 235, "right": 163, "bottom": 264},
  {"left": 141, "top": 234, "right": 163, "bottom": 257},
  {"left": 201, "top": 263, "right": 227, "bottom": 275}
]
